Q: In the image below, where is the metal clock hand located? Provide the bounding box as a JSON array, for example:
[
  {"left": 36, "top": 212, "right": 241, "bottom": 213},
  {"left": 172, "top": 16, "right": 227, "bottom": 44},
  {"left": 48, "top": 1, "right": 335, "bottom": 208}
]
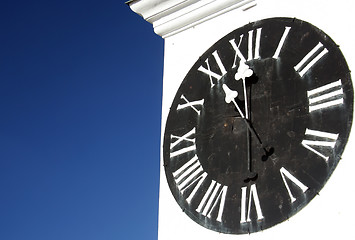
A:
[
  {"left": 222, "top": 84, "right": 273, "bottom": 163},
  {"left": 223, "top": 83, "right": 256, "bottom": 181},
  {"left": 223, "top": 84, "right": 262, "bottom": 143},
  {"left": 245, "top": 128, "right": 257, "bottom": 182},
  {"left": 235, "top": 60, "right": 253, "bottom": 119},
  {"left": 235, "top": 61, "right": 255, "bottom": 180},
  {"left": 234, "top": 62, "right": 275, "bottom": 162}
]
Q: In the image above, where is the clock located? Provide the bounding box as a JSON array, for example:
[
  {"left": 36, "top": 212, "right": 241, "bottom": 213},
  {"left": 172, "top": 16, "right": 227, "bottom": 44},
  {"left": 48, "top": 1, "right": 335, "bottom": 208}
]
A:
[{"left": 162, "top": 17, "right": 353, "bottom": 234}]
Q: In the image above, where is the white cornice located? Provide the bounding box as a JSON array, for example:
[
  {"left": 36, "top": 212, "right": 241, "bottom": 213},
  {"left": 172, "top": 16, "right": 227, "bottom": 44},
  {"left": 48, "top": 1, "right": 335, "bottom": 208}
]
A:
[{"left": 127, "top": 0, "right": 257, "bottom": 38}]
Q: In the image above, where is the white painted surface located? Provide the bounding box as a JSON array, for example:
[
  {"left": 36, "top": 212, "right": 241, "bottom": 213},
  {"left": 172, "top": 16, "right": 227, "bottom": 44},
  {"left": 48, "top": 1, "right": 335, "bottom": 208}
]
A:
[
  {"left": 130, "top": 0, "right": 257, "bottom": 37},
  {"left": 131, "top": 0, "right": 355, "bottom": 239}
]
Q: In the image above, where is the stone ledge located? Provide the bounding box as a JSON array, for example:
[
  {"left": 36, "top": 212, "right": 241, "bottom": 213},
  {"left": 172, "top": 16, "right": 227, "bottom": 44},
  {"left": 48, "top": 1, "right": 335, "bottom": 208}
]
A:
[{"left": 127, "top": 0, "right": 257, "bottom": 38}]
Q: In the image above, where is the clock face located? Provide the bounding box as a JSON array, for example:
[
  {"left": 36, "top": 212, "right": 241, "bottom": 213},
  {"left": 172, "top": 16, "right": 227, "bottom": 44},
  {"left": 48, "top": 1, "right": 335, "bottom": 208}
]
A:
[{"left": 163, "top": 17, "right": 353, "bottom": 234}]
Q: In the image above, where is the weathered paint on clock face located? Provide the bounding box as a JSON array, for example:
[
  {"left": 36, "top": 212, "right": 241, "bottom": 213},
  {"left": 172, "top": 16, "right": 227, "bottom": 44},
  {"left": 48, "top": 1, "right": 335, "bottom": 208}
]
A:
[{"left": 163, "top": 18, "right": 353, "bottom": 234}]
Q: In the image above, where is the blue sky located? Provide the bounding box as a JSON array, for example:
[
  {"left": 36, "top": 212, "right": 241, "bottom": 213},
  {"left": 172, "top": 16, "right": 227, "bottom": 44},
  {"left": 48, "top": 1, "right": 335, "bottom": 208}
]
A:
[{"left": 0, "top": 1, "right": 164, "bottom": 239}]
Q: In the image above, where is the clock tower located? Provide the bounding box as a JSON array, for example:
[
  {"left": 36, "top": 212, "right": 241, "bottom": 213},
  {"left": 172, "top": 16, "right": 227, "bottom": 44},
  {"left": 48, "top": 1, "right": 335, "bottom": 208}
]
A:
[{"left": 127, "top": 0, "right": 355, "bottom": 239}]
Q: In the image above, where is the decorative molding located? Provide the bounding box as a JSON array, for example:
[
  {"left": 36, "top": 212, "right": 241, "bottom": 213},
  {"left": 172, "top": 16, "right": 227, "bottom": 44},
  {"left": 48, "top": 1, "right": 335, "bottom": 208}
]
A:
[{"left": 127, "top": 0, "right": 257, "bottom": 38}]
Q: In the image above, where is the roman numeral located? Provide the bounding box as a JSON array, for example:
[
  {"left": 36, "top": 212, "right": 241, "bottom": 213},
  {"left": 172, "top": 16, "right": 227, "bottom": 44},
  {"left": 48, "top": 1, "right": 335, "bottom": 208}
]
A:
[
  {"left": 247, "top": 28, "right": 262, "bottom": 61},
  {"left": 272, "top": 26, "right": 291, "bottom": 59},
  {"left": 196, "top": 180, "right": 228, "bottom": 222},
  {"left": 280, "top": 167, "right": 309, "bottom": 203},
  {"left": 301, "top": 128, "right": 339, "bottom": 161},
  {"left": 177, "top": 95, "right": 204, "bottom": 115},
  {"left": 294, "top": 42, "right": 328, "bottom": 77},
  {"left": 307, "top": 79, "right": 344, "bottom": 112},
  {"left": 240, "top": 184, "right": 264, "bottom": 223},
  {"left": 229, "top": 27, "right": 262, "bottom": 65},
  {"left": 173, "top": 154, "right": 208, "bottom": 203},
  {"left": 170, "top": 128, "right": 196, "bottom": 158},
  {"left": 198, "top": 50, "right": 227, "bottom": 88},
  {"left": 230, "top": 35, "right": 243, "bottom": 68}
]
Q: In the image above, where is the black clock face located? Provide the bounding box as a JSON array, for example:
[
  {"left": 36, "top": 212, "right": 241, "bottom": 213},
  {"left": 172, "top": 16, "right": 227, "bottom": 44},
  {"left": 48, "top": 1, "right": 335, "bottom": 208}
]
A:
[{"left": 163, "top": 18, "right": 353, "bottom": 234}]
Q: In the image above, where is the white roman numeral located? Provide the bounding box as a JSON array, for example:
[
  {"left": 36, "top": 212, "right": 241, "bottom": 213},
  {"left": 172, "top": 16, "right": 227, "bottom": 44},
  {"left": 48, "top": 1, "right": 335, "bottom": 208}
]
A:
[
  {"left": 230, "top": 35, "right": 243, "bottom": 68},
  {"left": 196, "top": 180, "right": 228, "bottom": 222},
  {"left": 170, "top": 128, "right": 196, "bottom": 158},
  {"left": 177, "top": 95, "right": 204, "bottom": 115},
  {"left": 229, "top": 27, "right": 262, "bottom": 65},
  {"left": 198, "top": 50, "right": 227, "bottom": 88},
  {"left": 173, "top": 155, "right": 207, "bottom": 203},
  {"left": 229, "top": 36, "right": 247, "bottom": 63},
  {"left": 307, "top": 79, "right": 344, "bottom": 112},
  {"left": 247, "top": 28, "right": 262, "bottom": 61},
  {"left": 280, "top": 167, "right": 309, "bottom": 203},
  {"left": 272, "top": 26, "right": 291, "bottom": 59},
  {"left": 294, "top": 42, "right": 328, "bottom": 77},
  {"left": 301, "top": 128, "right": 339, "bottom": 161},
  {"left": 240, "top": 184, "right": 264, "bottom": 223}
]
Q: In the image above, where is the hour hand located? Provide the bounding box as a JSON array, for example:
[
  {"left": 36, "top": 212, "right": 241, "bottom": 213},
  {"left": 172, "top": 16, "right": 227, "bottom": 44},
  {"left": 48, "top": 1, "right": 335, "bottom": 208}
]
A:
[{"left": 222, "top": 84, "right": 245, "bottom": 119}]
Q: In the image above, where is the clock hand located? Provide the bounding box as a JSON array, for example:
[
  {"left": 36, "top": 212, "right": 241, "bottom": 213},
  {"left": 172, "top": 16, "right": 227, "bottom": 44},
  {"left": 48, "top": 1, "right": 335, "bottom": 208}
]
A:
[
  {"left": 245, "top": 124, "right": 258, "bottom": 182},
  {"left": 223, "top": 84, "right": 259, "bottom": 139},
  {"left": 235, "top": 60, "right": 253, "bottom": 120},
  {"left": 222, "top": 84, "right": 273, "bottom": 161},
  {"left": 222, "top": 84, "right": 258, "bottom": 181},
  {"left": 235, "top": 62, "right": 257, "bottom": 181},
  {"left": 233, "top": 61, "right": 259, "bottom": 146}
]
